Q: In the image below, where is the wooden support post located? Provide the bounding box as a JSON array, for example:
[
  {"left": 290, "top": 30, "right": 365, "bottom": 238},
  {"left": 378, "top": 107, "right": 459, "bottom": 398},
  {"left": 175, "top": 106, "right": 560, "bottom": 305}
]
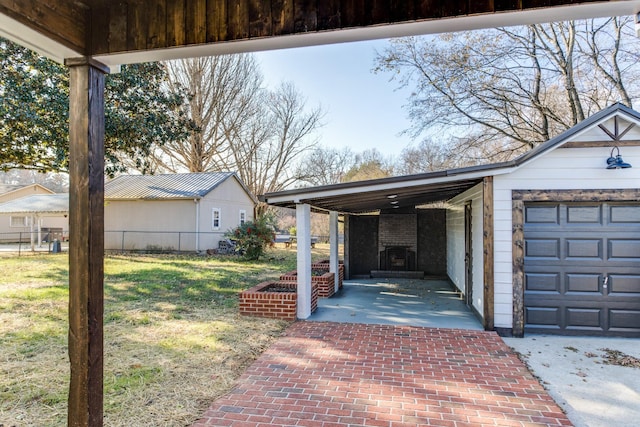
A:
[
  {"left": 65, "top": 57, "right": 108, "bottom": 427},
  {"left": 329, "top": 211, "right": 339, "bottom": 293},
  {"left": 296, "top": 203, "right": 312, "bottom": 319},
  {"left": 482, "top": 176, "right": 495, "bottom": 331},
  {"left": 511, "top": 197, "right": 525, "bottom": 338}
]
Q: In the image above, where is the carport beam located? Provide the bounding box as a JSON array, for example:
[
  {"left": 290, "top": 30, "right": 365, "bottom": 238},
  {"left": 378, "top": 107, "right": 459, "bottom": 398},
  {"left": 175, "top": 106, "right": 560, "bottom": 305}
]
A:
[{"left": 296, "top": 204, "right": 312, "bottom": 319}]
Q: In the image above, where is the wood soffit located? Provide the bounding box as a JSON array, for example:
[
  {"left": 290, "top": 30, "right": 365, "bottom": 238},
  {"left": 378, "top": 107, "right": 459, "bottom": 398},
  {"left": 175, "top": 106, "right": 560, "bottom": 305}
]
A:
[
  {"left": 273, "top": 179, "right": 483, "bottom": 214},
  {"left": 2, "top": 1, "right": 640, "bottom": 65}
]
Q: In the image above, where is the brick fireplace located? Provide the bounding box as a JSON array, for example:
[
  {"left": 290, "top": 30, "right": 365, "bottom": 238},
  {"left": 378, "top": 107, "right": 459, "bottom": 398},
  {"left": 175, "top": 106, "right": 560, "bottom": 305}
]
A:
[
  {"left": 345, "top": 209, "right": 446, "bottom": 279},
  {"left": 378, "top": 213, "right": 417, "bottom": 271}
]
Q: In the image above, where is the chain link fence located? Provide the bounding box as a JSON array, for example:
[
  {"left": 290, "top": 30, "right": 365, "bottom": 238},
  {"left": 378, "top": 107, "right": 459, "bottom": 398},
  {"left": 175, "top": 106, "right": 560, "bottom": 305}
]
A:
[{"left": 1, "top": 231, "right": 340, "bottom": 256}]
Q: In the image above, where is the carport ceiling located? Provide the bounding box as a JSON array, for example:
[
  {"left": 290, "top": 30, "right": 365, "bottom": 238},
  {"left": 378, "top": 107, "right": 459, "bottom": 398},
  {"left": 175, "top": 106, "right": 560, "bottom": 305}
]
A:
[
  {"left": 306, "top": 179, "right": 482, "bottom": 213},
  {"left": 263, "top": 172, "right": 488, "bottom": 214}
]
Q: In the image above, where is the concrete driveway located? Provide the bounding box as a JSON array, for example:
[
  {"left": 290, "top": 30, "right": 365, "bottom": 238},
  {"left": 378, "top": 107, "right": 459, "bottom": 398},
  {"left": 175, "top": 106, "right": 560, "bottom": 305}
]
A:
[{"left": 504, "top": 335, "right": 640, "bottom": 427}]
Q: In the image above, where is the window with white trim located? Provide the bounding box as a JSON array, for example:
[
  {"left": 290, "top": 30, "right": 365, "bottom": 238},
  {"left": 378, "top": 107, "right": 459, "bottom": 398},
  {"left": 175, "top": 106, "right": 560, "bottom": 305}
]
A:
[
  {"left": 10, "top": 216, "right": 28, "bottom": 227},
  {"left": 212, "top": 208, "right": 221, "bottom": 230},
  {"left": 239, "top": 210, "right": 247, "bottom": 226}
]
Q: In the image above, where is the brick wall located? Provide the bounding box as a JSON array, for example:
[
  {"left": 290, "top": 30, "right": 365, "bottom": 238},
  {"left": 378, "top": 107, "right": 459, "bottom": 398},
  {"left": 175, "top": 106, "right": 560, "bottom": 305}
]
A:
[
  {"left": 279, "top": 270, "right": 336, "bottom": 298},
  {"left": 314, "top": 260, "right": 344, "bottom": 289},
  {"left": 347, "top": 215, "right": 378, "bottom": 277},
  {"left": 378, "top": 213, "right": 417, "bottom": 254},
  {"left": 239, "top": 281, "right": 318, "bottom": 320},
  {"left": 417, "top": 209, "right": 447, "bottom": 275}
]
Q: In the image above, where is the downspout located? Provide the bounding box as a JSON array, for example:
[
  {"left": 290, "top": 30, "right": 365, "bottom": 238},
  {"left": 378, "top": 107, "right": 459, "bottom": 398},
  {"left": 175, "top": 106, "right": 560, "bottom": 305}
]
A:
[{"left": 194, "top": 198, "right": 200, "bottom": 252}]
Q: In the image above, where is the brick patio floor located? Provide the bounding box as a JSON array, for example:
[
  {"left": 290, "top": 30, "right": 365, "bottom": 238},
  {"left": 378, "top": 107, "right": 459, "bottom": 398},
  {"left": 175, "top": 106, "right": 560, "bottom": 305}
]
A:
[{"left": 194, "top": 322, "right": 572, "bottom": 427}]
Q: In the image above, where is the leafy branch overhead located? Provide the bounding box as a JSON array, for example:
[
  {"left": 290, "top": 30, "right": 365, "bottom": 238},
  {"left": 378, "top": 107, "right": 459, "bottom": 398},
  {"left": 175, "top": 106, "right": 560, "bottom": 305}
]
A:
[{"left": 0, "top": 37, "right": 193, "bottom": 175}]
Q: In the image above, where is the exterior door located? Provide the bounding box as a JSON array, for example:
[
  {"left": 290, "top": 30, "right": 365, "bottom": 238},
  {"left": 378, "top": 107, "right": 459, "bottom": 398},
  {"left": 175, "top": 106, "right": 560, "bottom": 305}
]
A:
[
  {"left": 523, "top": 202, "right": 640, "bottom": 337},
  {"left": 464, "top": 202, "right": 473, "bottom": 306}
]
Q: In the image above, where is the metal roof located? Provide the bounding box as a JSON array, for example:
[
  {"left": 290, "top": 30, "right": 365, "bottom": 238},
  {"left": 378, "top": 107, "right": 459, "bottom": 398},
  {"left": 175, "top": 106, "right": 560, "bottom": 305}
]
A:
[
  {"left": 104, "top": 172, "right": 247, "bottom": 200},
  {"left": 0, "top": 194, "right": 69, "bottom": 215},
  {"left": 264, "top": 103, "right": 640, "bottom": 214}
]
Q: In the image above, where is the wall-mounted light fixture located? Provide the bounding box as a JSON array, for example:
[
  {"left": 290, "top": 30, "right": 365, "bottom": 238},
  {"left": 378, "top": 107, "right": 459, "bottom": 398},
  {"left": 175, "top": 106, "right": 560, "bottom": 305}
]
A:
[{"left": 606, "top": 146, "right": 632, "bottom": 169}]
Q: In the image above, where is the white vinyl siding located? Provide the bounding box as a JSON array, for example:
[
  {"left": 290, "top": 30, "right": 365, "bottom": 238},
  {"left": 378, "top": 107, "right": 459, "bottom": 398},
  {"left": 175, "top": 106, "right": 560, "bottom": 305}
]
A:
[
  {"left": 492, "top": 145, "right": 640, "bottom": 328},
  {"left": 447, "top": 183, "right": 484, "bottom": 317},
  {"left": 212, "top": 208, "right": 221, "bottom": 230}
]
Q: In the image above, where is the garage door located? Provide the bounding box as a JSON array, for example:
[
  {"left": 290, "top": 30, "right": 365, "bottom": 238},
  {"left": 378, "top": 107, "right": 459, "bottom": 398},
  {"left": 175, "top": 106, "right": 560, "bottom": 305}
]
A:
[{"left": 524, "top": 202, "right": 640, "bottom": 337}]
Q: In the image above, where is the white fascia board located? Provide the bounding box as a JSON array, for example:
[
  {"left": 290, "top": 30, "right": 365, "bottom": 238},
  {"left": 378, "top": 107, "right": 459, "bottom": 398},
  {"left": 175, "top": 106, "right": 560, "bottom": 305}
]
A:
[
  {"left": 265, "top": 168, "right": 515, "bottom": 205},
  {"left": 93, "top": 2, "right": 640, "bottom": 68},
  {"left": 0, "top": 14, "right": 81, "bottom": 64}
]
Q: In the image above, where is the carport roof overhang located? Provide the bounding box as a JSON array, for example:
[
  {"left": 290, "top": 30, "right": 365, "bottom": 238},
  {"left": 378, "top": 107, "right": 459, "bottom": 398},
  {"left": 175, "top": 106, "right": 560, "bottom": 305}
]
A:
[{"left": 263, "top": 163, "right": 514, "bottom": 214}]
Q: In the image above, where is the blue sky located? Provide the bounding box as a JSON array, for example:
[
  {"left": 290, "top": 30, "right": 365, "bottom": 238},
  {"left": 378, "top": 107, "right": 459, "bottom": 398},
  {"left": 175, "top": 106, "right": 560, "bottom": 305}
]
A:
[{"left": 254, "top": 39, "right": 415, "bottom": 158}]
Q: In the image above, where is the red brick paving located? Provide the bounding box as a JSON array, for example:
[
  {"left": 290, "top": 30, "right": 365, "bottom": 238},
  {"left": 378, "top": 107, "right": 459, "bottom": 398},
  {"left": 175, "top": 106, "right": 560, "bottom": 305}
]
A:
[{"left": 193, "top": 322, "right": 572, "bottom": 427}]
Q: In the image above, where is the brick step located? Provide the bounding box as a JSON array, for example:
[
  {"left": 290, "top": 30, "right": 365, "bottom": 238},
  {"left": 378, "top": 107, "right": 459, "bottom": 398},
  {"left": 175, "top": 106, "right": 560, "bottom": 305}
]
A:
[{"left": 370, "top": 270, "right": 425, "bottom": 279}]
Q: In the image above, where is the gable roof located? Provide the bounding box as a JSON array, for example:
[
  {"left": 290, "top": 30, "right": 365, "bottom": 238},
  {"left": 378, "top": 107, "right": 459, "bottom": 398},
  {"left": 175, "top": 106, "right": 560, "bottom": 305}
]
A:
[
  {"left": 0, "top": 194, "right": 69, "bottom": 215},
  {"left": 263, "top": 103, "right": 640, "bottom": 214},
  {"left": 508, "top": 102, "right": 640, "bottom": 167},
  {"left": 0, "top": 183, "right": 55, "bottom": 197},
  {"left": 105, "top": 172, "right": 257, "bottom": 202}
]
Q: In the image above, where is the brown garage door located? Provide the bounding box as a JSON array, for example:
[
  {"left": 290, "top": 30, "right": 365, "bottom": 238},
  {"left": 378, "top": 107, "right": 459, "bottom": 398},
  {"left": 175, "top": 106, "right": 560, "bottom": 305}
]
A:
[{"left": 524, "top": 202, "right": 640, "bottom": 337}]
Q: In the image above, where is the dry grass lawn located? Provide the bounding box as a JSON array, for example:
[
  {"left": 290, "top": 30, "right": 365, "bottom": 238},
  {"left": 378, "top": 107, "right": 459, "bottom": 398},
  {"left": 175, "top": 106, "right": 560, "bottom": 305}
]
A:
[{"left": 0, "top": 244, "right": 332, "bottom": 426}]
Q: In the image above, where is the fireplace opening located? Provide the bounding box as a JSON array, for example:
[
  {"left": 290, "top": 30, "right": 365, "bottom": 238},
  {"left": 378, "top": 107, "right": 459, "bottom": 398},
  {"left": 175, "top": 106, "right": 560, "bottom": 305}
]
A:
[
  {"left": 380, "top": 246, "right": 415, "bottom": 271},
  {"left": 387, "top": 247, "right": 407, "bottom": 270}
]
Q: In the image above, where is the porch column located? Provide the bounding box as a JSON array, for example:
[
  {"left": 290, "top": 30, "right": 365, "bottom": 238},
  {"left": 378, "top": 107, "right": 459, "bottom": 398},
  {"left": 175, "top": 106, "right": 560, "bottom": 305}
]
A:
[
  {"left": 66, "top": 57, "right": 108, "bottom": 427},
  {"left": 29, "top": 214, "right": 35, "bottom": 251},
  {"left": 37, "top": 217, "right": 42, "bottom": 248},
  {"left": 329, "top": 211, "right": 339, "bottom": 293},
  {"left": 296, "top": 203, "right": 312, "bottom": 319}
]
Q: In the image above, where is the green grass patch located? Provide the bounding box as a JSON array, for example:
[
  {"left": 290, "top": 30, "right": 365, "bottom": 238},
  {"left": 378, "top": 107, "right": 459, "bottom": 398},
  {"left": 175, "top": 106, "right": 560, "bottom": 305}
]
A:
[{"left": 0, "top": 245, "right": 333, "bottom": 426}]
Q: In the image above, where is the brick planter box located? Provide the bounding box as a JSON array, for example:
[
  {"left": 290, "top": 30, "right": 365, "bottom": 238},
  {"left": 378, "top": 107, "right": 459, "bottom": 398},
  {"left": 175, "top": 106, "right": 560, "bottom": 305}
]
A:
[
  {"left": 239, "top": 281, "right": 318, "bottom": 320},
  {"left": 279, "top": 270, "right": 335, "bottom": 298},
  {"left": 314, "top": 260, "right": 344, "bottom": 290}
]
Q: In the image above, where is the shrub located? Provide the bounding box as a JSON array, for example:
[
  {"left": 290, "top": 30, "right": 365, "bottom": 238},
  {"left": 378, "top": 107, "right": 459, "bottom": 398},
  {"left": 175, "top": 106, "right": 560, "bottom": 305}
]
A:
[{"left": 225, "top": 213, "right": 275, "bottom": 260}]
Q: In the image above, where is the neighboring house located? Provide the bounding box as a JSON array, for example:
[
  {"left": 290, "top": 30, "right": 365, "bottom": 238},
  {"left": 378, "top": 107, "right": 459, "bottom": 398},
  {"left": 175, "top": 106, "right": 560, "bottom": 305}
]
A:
[
  {"left": 0, "top": 193, "right": 69, "bottom": 244},
  {"left": 104, "top": 172, "right": 256, "bottom": 252},
  {"left": 264, "top": 103, "right": 640, "bottom": 338},
  {"left": 0, "top": 184, "right": 68, "bottom": 242}
]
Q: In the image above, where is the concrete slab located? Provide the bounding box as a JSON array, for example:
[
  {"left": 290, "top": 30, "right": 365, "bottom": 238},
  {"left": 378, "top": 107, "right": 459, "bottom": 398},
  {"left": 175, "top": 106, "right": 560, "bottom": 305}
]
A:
[
  {"left": 504, "top": 335, "right": 640, "bottom": 427},
  {"left": 309, "top": 278, "right": 483, "bottom": 330}
]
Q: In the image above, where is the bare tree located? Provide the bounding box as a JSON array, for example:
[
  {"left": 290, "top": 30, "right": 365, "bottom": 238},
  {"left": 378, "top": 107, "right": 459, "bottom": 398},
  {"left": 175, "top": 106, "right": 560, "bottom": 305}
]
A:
[
  {"left": 375, "top": 17, "right": 640, "bottom": 164},
  {"left": 0, "top": 169, "right": 68, "bottom": 192},
  {"left": 396, "top": 139, "right": 472, "bottom": 175},
  {"left": 296, "top": 146, "right": 355, "bottom": 186},
  {"left": 156, "top": 56, "right": 323, "bottom": 197},
  {"left": 154, "top": 54, "right": 263, "bottom": 173},
  {"left": 214, "top": 81, "right": 323, "bottom": 196}
]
